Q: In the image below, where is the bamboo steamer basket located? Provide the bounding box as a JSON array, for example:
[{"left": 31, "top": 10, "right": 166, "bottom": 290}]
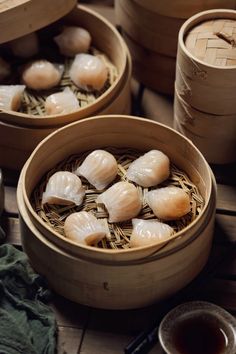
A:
[
  {"left": 174, "top": 88, "right": 236, "bottom": 164},
  {"left": 132, "top": 0, "right": 236, "bottom": 19},
  {"left": 122, "top": 32, "right": 175, "bottom": 95},
  {"left": 177, "top": 9, "right": 236, "bottom": 115},
  {"left": 115, "top": 0, "right": 183, "bottom": 57},
  {"left": 0, "top": 4, "right": 131, "bottom": 169},
  {"left": 17, "top": 115, "right": 216, "bottom": 309}
]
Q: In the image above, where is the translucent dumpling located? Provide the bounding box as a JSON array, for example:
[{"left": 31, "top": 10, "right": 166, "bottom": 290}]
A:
[
  {"left": 146, "top": 186, "right": 191, "bottom": 220},
  {"left": 45, "top": 87, "right": 79, "bottom": 115},
  {"left": 0, "top": 58, "right": 10, "bottom": 82},
  {"left": 130, "top": 218, "right": 174, "bottom": 248},
  {"left": 75, "top": 150, "right": 118, "bottom": 190},
  {"left": 9, "top": 32, "right": 39, "bottom": 58},
  {"left": 97, "top": 181, "right": 142, "bottom": 223},
  {"left": 126, "top": 150, "right": 170, "bottom": 187},
  {"left": 0, "top": 85, "right": 25, "bottom": 111},
  {"left": 22, "top": 60, "right": 64, "bottom": 90},
  {"left": 42, "top": 171, "right": 85, "bottom": 206},
  {"left": 54, "top": 26, "right": 91, "bottom": 57},
  {"left": 64, "top": 211, "right": 108, "bottom": 246},
  {"left": 69, "top": 53, "right": 108, "bottom": 91}
]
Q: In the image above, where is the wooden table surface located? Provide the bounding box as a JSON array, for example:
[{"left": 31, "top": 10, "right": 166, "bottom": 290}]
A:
[{"left": 1, "top": 2, "right": 236, "bottom": 353}]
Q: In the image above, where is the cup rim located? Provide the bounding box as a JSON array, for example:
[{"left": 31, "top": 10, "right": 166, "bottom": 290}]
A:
[{"left": 158, "top": 301, "right": 236, "bottom": 354}]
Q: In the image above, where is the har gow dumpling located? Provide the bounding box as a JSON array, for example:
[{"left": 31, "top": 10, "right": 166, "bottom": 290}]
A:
[
  {"left": 75, "top": 150, "right": 118, "bottom": 190},
  {"left": 69, "top": 54, "right": 108, "bottom": 91},
  {"left": 0, "top": 85, "right": 25, "bottom": 111},
  {"left": 97, "top": 181, "right": 142, "bottom": 223},
  {"left": 146, "top": 186, "right": 191, "bottom": 220},
  {"left": 130, "top": 218, "right": 174, "bottom": 248},
  {"left": 22, "top": 60, "right": 64, "bottom": 90},
  {"left": 54, "top": 26, "right": 91, "bottom": 57},
  {"left": 45, "top": 87, "right": 79, "bottom": 115},
  {"left": 42, "top": 171, "right": 85, "bottom": 206},
  {"left": 126, "top": 150, "right": 170, "bottom": 187},
  {"left": 64, "top": 211, "right": 108, "bottom": 246},
  {"left": 9, "top": 32, "right": 39, "bottom": 58}
]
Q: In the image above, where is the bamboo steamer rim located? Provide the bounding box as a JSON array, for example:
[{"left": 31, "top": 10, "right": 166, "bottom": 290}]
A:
[
  {"left": 20, "top": 115, "right": 214, "bottom": 261},
  {"left": 179, "top": 9, "right": 236, "bottom": 70},
  {"left": 0, "top": 5, "right": 128, "bottom": 126},
  {"left": 132, "top": 0, "right": 236, "bottom": 19},
  {"left": 0, "top": 0, "right": 77, "bottom": 44}
]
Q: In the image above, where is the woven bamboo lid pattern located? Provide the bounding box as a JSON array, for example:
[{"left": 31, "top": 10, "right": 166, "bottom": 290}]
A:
[{"left": 185, "top": 19, "right": 236, "bottom": 66}]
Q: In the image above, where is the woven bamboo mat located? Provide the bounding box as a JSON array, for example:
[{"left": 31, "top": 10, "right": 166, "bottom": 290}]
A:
[{"left": 185, "top": 19, "right": 236, "bottom": 66}]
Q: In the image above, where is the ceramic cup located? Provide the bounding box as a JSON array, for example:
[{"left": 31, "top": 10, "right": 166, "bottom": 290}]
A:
[{"left": 158, "top": 301, "right": 236, "bottom": 354}]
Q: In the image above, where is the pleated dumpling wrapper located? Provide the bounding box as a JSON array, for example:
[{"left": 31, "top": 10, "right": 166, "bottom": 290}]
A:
[
  {"left": 42, "top": 171, "right": 85, "bottom": 206},
  {"left": 22, "top": 60, "right": 64, "bottom": 90},
  {"left": 126, "top": 150, "right": 170, "bottom": 187},
  {"left": 130, "top": 219, "right": 174, "bottom": 248},
  {"left": 0, "top": 85, "right": 25, "bottom": 111},
  {"left": 45, "top": 87, "right": 79, "bottom": 115},
  {"left": 97, "top": 181, "right": 142, "bottom": 223},
  {"left": 146, "top": 186, "right": 191, "bottom": 221},
  {"left": 64, "top": 211, "right": 108, "bottom": 246},
  {"left": 54, "top": 26, "right": 91, "bottom": 57},
  {"left": 69, "top": 53, "right": 108, "bottom": 91},
  {"left": 75, "top": 150, "right": 118, "bottom": 190}
]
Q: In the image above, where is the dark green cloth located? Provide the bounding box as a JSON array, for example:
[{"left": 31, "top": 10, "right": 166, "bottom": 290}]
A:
[{"left": 0, "top": 244, "right": 57, "bottom": 354}]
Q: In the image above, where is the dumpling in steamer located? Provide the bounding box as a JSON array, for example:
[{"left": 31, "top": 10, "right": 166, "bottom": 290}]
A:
[
  {"left": 64, "top": 211, "right": 108, "bottom": 246},
  {"left": 22, "top": 60, "right": 64, "bottom": 90},
  {"left": 97, "top": 181, "right": 142, "bottom": 223},
  {"left": 42, "top": 171, "right": 85, "bottom": 206},
  {"left": 75, "top": 150, "right": 118, "bottom": 190},
  {"left": 130, "top": 219, "right": 174, "bottom": 248},
  {"left": 9, "top": 32, "right": 39, "bottom": 58},
  {"left": 146, "top": 186, "right": 191, "bottom": 220},
  {"left": 54, "top": 26, "right": 91, "bottom": 57},
  {"left": 0, "top": 85, "right": 25, "bottom": 111},
  {"left": 45, "top": 87, "right": 79, "bottom": 115},
  {"left": 0, "top": 58, "right": 10, "bottom": 82},
  {"left": 69, "top": 54, "right": 108, "bottom": 91},
  {"left": 126, "top": 150, "right": 170, "bottom": 187}
]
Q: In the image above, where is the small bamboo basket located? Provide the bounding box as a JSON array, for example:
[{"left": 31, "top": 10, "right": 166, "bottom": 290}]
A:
[
  {"left": 17, "top": 115, "right": 216, "bottom": 309},
  {"left": 0, "top": 4, "right": 131, "bottom": 170},
  {"left": 175, "top": 9, "right": 236, "bottom": 164}
]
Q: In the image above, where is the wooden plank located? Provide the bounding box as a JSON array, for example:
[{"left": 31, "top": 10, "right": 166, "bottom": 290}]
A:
[
  {"left": 80, "top": 329, "right": 132, "bottom": 354},
  {"left": 57, "top": 326, "right": 83, "bottom": 354},
  {"left": 200, "top": 279, "right": 236, "bottom": 313},
  {"left": 215, "top": 214, "right": 236, "bottom": 243},
  {"left": 141, "top": 89, "right": 174, "bottom": 127},
  {"left": 4, "top": 185, "right": 18, "bottom": 215},
  {"left": 49, "top": 296, "right": 90, "bottom": 328},
  {"left": 2, "top": 216, "right": 21, "bottom": 245}
]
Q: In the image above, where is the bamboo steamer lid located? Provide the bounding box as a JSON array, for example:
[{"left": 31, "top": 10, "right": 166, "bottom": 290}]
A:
[
  {"left": 178, "top": 10, "right": 236, "bottom": 86},
  {"left": 0, "top": 0, "right": 77, "bottom": 44},
  {"left": 185, "top": 17, "right": 236, "bottom": 67},
  {"left": 177, "top": 9, "right": 236, "bottom": 114}
]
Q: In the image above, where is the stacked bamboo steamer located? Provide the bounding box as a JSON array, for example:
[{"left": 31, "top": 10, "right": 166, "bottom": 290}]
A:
[
  {"left": 174, "top": 9, "right": 236, "bottom": 164},
  {"left": 17, "top": 115, "right": 216, "bottom": 310},
  {"left": 0, "top": 2, "right": 131, "bottom": 170},
  {"left": 115, "top": 0, "right": 236, "bottom": 95}
]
